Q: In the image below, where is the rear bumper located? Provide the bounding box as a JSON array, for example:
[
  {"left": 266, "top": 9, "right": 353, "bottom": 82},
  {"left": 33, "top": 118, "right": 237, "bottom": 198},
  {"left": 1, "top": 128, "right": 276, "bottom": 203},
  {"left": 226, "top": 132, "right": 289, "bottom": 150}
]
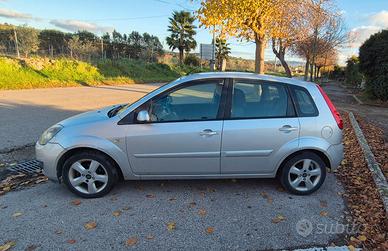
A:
[
  {"left": 327, "top": 143, "right": 344, "bottom": 171},
  {"left": 35, "top": 142, "right": 65, "bottom": 182}
]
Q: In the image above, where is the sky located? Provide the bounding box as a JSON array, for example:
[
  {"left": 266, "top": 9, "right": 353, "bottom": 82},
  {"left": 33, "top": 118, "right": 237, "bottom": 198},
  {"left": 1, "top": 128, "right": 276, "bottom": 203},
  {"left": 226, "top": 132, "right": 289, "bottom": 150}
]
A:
[{"left": 0, "top": 0, "right": 387, "bottom": 65}]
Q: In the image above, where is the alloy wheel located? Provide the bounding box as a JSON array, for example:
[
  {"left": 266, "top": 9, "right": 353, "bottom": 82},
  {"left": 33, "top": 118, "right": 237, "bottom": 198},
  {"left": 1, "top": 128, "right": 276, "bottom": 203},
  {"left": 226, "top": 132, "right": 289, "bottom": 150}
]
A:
[
  {"left": 68, "top": 159, "right": 108, "bottom": 195},
  {"left": 287, "top": 159, "right": 322, "bottom": 192}
]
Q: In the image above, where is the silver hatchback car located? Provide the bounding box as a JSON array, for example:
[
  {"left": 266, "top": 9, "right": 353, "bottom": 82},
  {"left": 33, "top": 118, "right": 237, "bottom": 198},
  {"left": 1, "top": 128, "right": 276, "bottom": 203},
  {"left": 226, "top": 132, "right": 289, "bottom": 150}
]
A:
[{"left": 36, "top": 72, "right": 343, "bottom": 198}]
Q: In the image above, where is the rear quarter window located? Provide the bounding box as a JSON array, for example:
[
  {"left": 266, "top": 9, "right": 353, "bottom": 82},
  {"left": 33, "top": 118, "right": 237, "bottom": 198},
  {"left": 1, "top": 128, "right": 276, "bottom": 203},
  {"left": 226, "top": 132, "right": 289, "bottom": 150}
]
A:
[{"left": 290, "top": 86, "right": 318, "bottom": 117}]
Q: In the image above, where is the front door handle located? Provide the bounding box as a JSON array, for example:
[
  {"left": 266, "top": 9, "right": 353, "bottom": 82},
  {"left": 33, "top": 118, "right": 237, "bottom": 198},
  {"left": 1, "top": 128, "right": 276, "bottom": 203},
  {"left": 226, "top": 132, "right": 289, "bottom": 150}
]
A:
[
  {"left": 200, "top": 129, "right": 218, "bottom": 136},
  {"left": 279, "top": 125, "right": 298, "bottom": 132}
]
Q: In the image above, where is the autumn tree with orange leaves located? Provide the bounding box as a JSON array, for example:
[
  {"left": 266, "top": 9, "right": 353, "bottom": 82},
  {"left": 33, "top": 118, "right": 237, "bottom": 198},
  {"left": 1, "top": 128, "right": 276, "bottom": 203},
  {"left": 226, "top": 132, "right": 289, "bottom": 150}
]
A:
[{"left": 198, "top": 0, "right": 287, "bottom": 74}]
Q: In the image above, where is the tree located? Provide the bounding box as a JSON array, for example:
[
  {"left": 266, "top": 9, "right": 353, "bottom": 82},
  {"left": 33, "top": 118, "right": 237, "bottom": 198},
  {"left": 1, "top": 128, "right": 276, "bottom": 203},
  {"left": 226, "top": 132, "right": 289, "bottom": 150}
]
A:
[
  {"left": 14, "top": 26, "right": 39, "bottom": 57},
  {"left": 39, "top": 29, "right": 67, "bottom": 56},
  {"left": 314, "top": 47, "right": 337, "bottom": 79},
  {"left": 100, "top": 30, "right": 164, "bottom": 61},
  {"left": 101, "top": 32, "right": 111, "bottom": 59},
  {"left": 184, "top": 54, "right": 200, "bottom": 66},
  {"left": 271, "top": 0, "right": 309, "bottom": 77},
  {"left": 142, "top": 32, "right": 164, "bottom": 62},
  {"left": 344, "top": 56, "right": 363, "bottom": 87},
  {"left": 75, "top": 30, "right": 98, "bottom": 43},
  {"left": 166, "top": 11, "right": 197, "bottom": 64},
  {"left": 359, "top": 29, "right": 388, "bottom": 100},
  {"left": 128, "top": 31, "right": 143, "bottom": 59},
  {"left": 198, "top": 0, "right": 287, "bottom": 74},
  {"left": 67, "top": 35, "right": 98, "bottom": 60},
  {"left": 0, "top": 24, "right": 14, "bottom": 54},
  {"left": 292, "top": 0, "right": 346, "bottom": 81},
  {"left": 110, "top": 30, "right": 126, "bottom": 59},
  {"left": 215, "top": 37, "right": 230, "bottom": 71}
]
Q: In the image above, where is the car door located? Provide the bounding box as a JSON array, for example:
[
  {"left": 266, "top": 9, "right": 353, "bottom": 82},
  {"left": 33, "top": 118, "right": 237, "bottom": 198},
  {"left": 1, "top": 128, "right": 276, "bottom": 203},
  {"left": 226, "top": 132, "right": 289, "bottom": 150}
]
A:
[
  {"left": 124, "top": 79, "right": 226, "bottom": 175},
  {"left": 221, "top": 79, "right": 300, "bottom": 175}
]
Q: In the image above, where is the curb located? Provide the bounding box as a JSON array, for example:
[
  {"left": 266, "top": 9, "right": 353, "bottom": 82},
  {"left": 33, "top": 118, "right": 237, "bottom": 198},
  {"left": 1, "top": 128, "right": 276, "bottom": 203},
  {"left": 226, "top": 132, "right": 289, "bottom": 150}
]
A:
[
  {"left": 351, "top": 94, "right": 363, "bottom": 105},
  {"left": 348, "top": 112, "right": 388, "bottom": 216},
  {"left": 0, "top": 143, "right": 34, "bottom": 154},
  {"left": 292, "top": 246, "right": 361, "bottom": 251}
]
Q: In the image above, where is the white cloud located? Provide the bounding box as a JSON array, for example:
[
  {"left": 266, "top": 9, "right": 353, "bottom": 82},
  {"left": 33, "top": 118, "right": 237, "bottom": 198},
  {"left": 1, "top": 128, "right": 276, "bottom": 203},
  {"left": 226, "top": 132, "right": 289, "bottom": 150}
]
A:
[
  {"left": 348, "top": 25, "right": 381, "bottom": 48},
  {"left": 0, "top": 7, "right": 34, "bottom": 20},
  {"left": 50, "top": 19, "right": 114, "bottom": 33},
  {"left": 368, "top": 10, "right": 388, "bottom": 27},
  {"left": 347, "top": 10, "right": 388, "bottom": 49}
]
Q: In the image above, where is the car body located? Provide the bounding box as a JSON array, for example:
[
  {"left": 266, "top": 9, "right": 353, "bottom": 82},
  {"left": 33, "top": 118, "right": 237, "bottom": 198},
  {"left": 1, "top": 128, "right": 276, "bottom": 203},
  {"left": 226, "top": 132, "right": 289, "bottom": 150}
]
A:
[{"left": 36, "top": 72, "right": 344, "bottom": 197}]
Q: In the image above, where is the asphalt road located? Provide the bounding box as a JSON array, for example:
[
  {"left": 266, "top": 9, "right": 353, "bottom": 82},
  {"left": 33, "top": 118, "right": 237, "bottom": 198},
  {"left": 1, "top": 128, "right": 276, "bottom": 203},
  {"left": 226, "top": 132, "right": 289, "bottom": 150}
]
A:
[
  {"left": 0, "top": 176, "right": 346, "bottom": 250},
  {"left": 0, "top": 84, "right": 160, "bottom": 151},
  {"left": 321, "top": 82, "right": 388, "bottom": 140},
  {"left": 0, "top": 81, "right": 359, "bottom": 250}
]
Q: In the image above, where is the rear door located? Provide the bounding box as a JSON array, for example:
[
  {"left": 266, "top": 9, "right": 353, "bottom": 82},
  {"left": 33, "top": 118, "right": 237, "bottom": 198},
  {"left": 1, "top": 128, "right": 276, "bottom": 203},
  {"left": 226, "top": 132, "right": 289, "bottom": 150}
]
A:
[{"left": 221, "top": 79, "right": 300, "bottom": 175}]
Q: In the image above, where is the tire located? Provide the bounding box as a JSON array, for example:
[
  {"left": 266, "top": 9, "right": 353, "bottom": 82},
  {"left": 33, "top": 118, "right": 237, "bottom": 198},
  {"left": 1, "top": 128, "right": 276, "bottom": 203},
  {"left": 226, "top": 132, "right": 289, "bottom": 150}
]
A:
[
  {"left": 280, "top": 152, "right": 327, "bottom": 195},
  {"left": 62, "top": 151, "right": 118, "bottom": 198}
]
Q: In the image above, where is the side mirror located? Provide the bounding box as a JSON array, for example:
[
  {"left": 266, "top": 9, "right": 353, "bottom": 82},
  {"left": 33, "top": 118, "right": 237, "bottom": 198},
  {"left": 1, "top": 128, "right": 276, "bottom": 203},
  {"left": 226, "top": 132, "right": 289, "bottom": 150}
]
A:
[{"left": 136, "top": 110, "right": 150, "bottom": 122}]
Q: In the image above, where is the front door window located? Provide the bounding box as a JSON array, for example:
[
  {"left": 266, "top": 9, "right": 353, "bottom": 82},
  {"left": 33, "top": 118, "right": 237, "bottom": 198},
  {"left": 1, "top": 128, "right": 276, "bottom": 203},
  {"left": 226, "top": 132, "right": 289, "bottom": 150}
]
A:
[{"left": 149, "top": 80, "right": 224, "bottom": 122}]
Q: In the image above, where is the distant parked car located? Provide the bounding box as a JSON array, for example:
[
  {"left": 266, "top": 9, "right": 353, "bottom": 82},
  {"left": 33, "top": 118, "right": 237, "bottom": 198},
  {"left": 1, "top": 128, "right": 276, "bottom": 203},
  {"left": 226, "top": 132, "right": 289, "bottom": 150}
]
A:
[{"left": 36, "top": 72, "right": 344, "bottom": 198}]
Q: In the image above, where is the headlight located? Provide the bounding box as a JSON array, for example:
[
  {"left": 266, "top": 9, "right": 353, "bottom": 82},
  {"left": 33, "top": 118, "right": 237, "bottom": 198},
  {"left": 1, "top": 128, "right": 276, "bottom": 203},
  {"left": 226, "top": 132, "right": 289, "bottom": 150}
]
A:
[{"left": 39, "top": 125, "right": 63, "bottom": 145}]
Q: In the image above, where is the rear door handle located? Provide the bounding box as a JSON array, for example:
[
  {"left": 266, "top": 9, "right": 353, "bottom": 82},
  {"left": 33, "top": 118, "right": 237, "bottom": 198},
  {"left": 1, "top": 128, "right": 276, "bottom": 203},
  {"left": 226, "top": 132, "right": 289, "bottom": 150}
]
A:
[
  {"left": 279, "top": 125, "right": 298, "bottom": 132},
  {"left": 200, "top": 129, "right": 218, "bottom": 136}
]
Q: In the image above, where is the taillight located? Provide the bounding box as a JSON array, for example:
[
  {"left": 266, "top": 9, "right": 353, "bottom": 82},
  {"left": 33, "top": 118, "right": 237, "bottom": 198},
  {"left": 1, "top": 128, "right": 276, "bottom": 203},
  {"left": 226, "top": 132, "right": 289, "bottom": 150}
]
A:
[{"left": 316, "top": 84, "right": 343, "bottom": 129}]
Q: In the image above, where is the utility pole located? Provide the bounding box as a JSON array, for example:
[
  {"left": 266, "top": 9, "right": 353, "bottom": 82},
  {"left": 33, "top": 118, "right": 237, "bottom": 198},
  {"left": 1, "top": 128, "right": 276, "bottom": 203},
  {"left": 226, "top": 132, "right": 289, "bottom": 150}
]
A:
[
  {"left": 210, "top": 26, "right": 215, "bottom": 71},
  {"left": 13, "top": 28, "right": 20, "bottom": 58},
  {"left": 101, "top": 38, "right": 104, "bottom": 59},
  {"left": 50, "top": 44, "right": 54, "bottom": 57}
]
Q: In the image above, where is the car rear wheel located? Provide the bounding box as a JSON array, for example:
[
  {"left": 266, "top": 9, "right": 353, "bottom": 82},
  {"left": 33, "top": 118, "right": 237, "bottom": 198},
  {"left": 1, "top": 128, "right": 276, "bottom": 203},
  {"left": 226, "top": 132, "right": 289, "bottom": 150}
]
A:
[
  {"left": 62, "top": 151, "right": 118, "bottom": 198},
  {"left": 280, "top": 152, "right": 327, "bottom": 195}
]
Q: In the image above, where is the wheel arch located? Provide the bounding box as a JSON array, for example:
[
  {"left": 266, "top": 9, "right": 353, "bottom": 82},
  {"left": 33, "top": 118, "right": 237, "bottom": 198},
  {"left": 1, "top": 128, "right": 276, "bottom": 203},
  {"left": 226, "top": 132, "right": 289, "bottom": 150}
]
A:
[
  {"left": 275, "top": 149, "right": 331, "bottom": 177},
  {"left": 56, "top": 147, "right": 124, "bottom": 182}
]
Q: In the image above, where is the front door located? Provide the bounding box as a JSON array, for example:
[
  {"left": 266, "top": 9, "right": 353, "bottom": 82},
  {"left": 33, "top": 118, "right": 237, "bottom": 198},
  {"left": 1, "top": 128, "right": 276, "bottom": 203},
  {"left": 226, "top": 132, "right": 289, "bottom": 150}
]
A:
[
  {"left": 221, "top": 79, "right": 300, "bottom": 174},
  {"left": 125, "top": 79, "right": 226, "bottom": 175}
]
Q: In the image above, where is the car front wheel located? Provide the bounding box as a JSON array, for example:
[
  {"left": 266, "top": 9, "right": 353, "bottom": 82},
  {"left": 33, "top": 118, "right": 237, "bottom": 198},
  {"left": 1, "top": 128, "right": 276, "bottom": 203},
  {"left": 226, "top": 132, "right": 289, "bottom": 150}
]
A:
[
  {"left": 280, "top": 152, "right": 327, "bottom": 195},
  {"left": 62, "top": 151, "right": 118, "bottom": 198}
]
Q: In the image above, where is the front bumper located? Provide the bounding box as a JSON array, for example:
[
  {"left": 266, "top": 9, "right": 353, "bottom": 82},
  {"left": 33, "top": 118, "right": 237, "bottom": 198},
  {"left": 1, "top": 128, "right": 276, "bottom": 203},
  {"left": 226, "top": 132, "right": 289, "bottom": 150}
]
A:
[
  {"left": 327, "top": 143, "right": 344, "bottom": 171},
  {"left": 35, "top": 142, "right": 65, "bottom": 182}
]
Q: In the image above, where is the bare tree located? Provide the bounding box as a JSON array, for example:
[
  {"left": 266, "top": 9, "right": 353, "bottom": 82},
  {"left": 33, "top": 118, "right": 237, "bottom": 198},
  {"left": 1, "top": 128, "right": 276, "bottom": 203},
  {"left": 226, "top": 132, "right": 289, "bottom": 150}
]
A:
[
  {"left": 271, "top": 0, "right": 310, "bottom": 77},
  {"left": 14, "top": 26, "right": 39, "bottom": 58},
  {"left": 314, "top": 47, "right": 338, "bottom": 78},
  {"left": 67, "top": 35, "right": 98, "bottom": 61},
  {"left": 292, "top": 0, "right": 347, "bottom": 81}
]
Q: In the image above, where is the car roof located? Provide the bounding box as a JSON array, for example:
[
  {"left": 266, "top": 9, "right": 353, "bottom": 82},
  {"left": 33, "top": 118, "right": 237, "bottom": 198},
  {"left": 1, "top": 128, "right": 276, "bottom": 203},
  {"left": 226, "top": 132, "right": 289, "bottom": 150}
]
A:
[{"left": 174, "top": 71, "right": 313, "bottom": 88}]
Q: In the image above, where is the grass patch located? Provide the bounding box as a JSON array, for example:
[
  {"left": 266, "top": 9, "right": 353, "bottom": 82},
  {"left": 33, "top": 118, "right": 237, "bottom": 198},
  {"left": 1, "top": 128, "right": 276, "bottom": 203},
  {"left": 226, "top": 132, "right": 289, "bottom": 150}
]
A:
[
  {"left": 0, "top": 56, "right": 294, "bottom": 90},
  {"left": 96, "top": 59, "right": 181, "bottom": 82},
  {"left": 0, "top": 56, "right": 208, "bottom": 90}
]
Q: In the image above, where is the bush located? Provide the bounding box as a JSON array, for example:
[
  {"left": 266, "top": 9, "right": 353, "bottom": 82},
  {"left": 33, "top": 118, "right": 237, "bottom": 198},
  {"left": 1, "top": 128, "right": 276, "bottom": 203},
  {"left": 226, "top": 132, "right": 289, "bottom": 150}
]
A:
[
  {"left": 184, "top": 54, "right": 200, "bottom": 66},
  {"left": 364, "top": 64, "right": 388, "bottom": 100},
  {"left": 345, "top": 56, "right": 363, "bottom": 87},
  {"left": 40, "top": 58, "right": 103, "bottom": 82},
  {"left": 359, "top": 30, "right": 388, "bottom": 100},
  {"left": 329, "top": 65, "right": 345, "bottom": 80}
]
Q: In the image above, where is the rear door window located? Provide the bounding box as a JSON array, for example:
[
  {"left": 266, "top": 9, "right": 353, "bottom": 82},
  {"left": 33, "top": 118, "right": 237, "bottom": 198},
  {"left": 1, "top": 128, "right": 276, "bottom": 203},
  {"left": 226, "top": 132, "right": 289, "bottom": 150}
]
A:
[
  {"left": 230, "top": 80, "right": 293, "bottom": 118},
  {"left": 291, "top": 86, "right": 318, "bottom": 117}
]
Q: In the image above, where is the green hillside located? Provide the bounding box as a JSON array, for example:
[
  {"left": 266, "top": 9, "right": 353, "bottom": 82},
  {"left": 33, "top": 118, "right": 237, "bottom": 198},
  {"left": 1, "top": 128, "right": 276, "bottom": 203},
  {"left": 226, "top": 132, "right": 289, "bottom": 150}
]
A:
[{"left": 0, "top": 56, "right": 204, "bottom": 90}]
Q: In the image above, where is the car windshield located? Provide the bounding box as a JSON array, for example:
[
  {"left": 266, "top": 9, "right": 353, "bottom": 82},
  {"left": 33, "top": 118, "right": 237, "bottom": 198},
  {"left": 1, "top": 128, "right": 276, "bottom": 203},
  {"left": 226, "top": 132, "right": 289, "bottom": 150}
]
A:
[{"left": 108, "top": 81, "right": 177, "bottom": 117}]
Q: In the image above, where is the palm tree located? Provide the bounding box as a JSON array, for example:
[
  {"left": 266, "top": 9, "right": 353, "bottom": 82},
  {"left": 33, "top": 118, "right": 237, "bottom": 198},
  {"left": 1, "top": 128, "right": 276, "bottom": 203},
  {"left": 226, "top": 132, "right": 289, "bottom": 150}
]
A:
[
  {"left": 166, "top": 11, "right": 197, "bottom": 64},
  {"left": 215, "top": 38, "right": 231, "bottom": 71}
]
